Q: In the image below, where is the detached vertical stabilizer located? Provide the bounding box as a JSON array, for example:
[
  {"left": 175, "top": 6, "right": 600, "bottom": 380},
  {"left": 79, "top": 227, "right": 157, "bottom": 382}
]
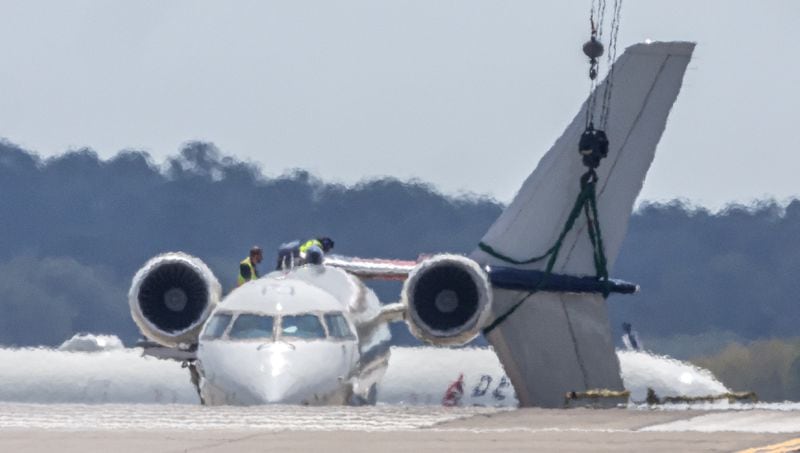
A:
[{"left": 471, "top": 41, "right": 695, "bottom": 407}]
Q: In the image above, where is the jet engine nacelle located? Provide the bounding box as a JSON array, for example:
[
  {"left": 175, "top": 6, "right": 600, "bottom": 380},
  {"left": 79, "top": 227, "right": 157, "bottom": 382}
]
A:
[
  {"left": 401, "top": 254, "right": 492, "bottom": 346},
  {"left": 129, "top": 253, "right": 221, "bottom": 348}
]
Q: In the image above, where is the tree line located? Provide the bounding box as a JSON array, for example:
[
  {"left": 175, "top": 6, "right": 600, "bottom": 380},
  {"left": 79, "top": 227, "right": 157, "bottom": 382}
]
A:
[{"left": 0, "top": 140, "right": 798, "bottom": 353}]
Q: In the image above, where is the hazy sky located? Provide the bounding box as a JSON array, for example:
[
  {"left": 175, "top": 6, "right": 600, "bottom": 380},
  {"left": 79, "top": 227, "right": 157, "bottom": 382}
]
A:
[{"left": 0, "top": 1, "right": 796, "bottom": 208}]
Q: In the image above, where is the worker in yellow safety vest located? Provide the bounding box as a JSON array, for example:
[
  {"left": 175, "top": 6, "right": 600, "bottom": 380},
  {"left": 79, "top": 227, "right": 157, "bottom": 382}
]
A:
[
  {"left": 299, "top": 237, "right": 334, "bottom": 260},
  {"left": 276, "top": 237, "right": 335, "bottom": 270},
  {"left": 238, "top": 246, "right": 263, "bottom": 286},
  {"left": 298, "top": 238, "right": 328, "bottom": 256}
]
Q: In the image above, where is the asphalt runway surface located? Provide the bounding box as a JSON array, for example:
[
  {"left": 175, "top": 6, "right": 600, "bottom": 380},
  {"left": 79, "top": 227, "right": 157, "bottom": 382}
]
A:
[{"left": 1, "top": 404, "right": 799, "bottom": 452}]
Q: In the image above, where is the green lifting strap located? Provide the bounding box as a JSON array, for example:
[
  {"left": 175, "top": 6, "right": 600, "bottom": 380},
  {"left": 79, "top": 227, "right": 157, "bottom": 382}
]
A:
[{"left": 480, "top": 169, "right": 610, "bottom": 335}]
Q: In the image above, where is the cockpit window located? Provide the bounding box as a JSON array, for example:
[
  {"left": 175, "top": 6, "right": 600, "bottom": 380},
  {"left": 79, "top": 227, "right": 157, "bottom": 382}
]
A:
[
  {"left": 202, "top": 313, "right": 232, "bottom": 340},
  {"left": 280, "top": 314, "right": 325, "bottom": 340},
  {"left": 324, "top": 313, "right": 355, "bottom": 340},
  {"left": 228, "top": 314, "right": 275, "bottom": 340}
]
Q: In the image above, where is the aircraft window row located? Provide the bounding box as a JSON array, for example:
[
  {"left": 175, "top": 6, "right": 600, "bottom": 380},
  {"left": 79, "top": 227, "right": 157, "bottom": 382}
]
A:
[{"left": 201, "top": 311, "right": 355, "bottom": 341}]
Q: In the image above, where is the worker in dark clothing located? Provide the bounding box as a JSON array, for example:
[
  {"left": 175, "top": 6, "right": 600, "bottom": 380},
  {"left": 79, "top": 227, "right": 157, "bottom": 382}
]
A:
[
  {"left": 276, "top": 237, "right": 335, "bottom": 270},
  {"left": 238, "top": 246, "right": 263, "bottom": 286},
  {"left": 275, "top": 240, "right": 300, "bottom": 270},
  {"left": 622, "top": 322, "right": 642, "bottom": 351}
]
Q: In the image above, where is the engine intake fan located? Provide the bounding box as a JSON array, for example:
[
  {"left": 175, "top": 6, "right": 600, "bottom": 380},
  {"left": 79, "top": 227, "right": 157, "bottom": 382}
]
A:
[
  {"left": 128, "top": 253, "right": 221, "bottom": 348},
  {"left": 402, "top": 254, "right": 492, "bottom": 346}
]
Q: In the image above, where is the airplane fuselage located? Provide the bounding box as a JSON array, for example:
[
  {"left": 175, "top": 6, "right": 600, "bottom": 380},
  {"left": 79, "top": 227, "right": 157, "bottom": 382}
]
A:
[{"left": 195, "top": 265, "right": 391, "bottom": 405}]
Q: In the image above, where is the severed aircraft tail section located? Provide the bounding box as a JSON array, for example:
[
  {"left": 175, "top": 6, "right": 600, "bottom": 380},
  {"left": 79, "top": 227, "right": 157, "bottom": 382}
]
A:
[{"left": 470, "top": 41, "right": 695, "bottom": 407}]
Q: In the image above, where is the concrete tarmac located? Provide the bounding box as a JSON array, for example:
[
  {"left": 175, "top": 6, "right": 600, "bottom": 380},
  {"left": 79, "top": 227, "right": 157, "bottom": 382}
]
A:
[{"left": 2, "top": 407, "right": 799, "bottom": 452}]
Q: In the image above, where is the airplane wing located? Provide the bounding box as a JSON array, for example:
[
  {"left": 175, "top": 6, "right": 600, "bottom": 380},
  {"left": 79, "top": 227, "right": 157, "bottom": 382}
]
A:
[
  {"left": 324, "top": 255, "right": 418, "bottom": 281},
  {"left": 328, "top": 253, "right": 638, "bottom": 294}
]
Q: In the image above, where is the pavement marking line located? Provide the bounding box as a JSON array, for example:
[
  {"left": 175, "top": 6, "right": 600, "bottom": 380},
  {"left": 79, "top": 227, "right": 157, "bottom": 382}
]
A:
[{"left": 739, "top": 437, "right": 800, "bottom": 453}]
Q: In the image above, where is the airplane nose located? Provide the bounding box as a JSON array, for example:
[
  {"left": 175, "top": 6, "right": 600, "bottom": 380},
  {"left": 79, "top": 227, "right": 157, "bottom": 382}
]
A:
[
  {"left": 255, "top": 343, "right": 301, "bottom": 403},
  {"left": 260, "top": 374, "right": 297, "bottom": 403},
  {"left": 199, "top": 340, "right": 342, "bottom": 405}
]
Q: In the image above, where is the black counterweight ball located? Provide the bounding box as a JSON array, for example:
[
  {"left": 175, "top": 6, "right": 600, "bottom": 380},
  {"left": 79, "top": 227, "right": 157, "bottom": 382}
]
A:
[{"left": 583, "top": 37, "right": 604, "bottom": 59}]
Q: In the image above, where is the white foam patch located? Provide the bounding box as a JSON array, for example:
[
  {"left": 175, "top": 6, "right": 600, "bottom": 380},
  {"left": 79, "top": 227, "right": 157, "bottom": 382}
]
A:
[
  {"left": 58, "top": 333, "right": 124, "bottom": 352},
  {"left": 617, "top": 350, "right": 728, "bottom": 402},
  {"left": 381, "top": 347, "right": 516, "bottom": 406},
  {"left": 0, "top": 338, "right": 799, "bottom": 432},
  {"left": 0, "top": 346, "right": 197, "bottom": 404},
  {"left": 382, "top": 348, "right": 733, "bottom": 408},
  {"left": 0, "top": 336, "right": 744, "bottom": 408}
]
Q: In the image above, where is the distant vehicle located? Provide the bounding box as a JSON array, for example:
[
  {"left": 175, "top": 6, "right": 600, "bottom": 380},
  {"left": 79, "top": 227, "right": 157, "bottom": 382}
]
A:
[{"left": 128, "top": 41, "right": 695, "bottom": 407}]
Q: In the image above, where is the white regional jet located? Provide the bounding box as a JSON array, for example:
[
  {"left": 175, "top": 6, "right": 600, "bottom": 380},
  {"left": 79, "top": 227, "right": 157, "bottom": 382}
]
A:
[{"left": 129, "top": 41, "right": 695, "bottom": 407}]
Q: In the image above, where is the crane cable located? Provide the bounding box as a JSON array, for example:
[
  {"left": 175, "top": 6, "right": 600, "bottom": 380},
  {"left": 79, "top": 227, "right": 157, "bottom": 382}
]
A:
[
  {"left": 599, "top": 0, "right": 622, "bottom": 129},
  {"left": 585, "top": 0, "right": 622, "bottom": 129},
  {"left": 480, "top": 1, "right": 624, "bottom": 336}
]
